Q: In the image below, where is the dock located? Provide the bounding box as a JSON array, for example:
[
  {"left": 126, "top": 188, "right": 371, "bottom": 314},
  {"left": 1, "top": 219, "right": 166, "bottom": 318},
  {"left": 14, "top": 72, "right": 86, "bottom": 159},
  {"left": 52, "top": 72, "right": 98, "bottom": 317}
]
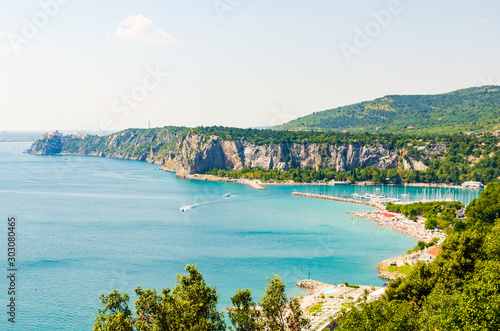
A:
[{"left": 291, "top": 192, "right": 384, "bottom": 209}]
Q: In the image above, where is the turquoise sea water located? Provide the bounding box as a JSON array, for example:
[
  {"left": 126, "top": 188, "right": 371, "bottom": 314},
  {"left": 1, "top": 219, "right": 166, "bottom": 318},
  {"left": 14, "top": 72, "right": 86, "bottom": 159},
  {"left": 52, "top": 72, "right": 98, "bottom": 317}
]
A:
[{"left": 0, "top": 142, "right": 479, "bottom": 330}]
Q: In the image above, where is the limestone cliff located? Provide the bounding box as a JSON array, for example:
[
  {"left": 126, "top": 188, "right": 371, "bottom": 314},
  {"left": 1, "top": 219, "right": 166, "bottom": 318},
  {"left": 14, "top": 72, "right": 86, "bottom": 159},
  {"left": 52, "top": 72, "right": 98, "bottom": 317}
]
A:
[
  {"left": 26, "top": 128, "right": 441, "bottom": 175},
  {"left": 160, "top": 137, "right": 403, "bottom": 176}
]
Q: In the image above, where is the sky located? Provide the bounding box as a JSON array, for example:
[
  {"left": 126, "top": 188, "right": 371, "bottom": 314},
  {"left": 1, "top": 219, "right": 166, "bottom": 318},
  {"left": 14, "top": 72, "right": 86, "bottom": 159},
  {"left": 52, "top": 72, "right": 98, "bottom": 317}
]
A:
[{"left": 0, "top": 0, "right": 499, "bottom": 132}]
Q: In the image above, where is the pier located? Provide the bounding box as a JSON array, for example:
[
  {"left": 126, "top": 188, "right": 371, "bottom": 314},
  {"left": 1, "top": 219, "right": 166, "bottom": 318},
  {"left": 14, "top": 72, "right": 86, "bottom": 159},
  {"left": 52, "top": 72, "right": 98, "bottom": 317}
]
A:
[{"left": 291, "top": 192, "right": 385, "bottom": 209}]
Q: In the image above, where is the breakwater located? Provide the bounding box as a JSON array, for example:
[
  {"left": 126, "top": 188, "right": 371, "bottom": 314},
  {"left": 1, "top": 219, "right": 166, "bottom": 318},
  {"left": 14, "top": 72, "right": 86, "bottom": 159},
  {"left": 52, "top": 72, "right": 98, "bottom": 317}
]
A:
[{"left": 291, "top": 192, "right": 384, "bottom": 209}]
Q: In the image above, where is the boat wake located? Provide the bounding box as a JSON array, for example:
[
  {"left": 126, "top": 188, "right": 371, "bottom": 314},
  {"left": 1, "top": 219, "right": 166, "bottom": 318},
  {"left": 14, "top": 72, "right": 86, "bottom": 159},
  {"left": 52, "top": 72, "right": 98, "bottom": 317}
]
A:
[
  {"left": 179, "top": 192, "right": 274, "bottom": 212},
  {"left": 180, "top": 199, "right": 222, "bottom": 212}
]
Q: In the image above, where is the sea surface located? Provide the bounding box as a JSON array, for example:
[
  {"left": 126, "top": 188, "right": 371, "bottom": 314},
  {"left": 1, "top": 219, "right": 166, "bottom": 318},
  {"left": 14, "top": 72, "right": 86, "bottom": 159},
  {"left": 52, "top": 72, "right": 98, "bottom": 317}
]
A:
[{"left": 0, "top": 142, "right": 479, "bottom": 330}]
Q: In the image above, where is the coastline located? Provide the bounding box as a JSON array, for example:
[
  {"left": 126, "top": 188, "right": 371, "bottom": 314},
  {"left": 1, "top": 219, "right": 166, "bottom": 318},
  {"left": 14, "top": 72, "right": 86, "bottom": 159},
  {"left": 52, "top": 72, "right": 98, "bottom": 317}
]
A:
[
  {"left": 23, "top": 147, "right": 483, "bottom": 192},
  {"left": 349, "top": 211, "right": 446, "bottom": 243},
  {"left": 293, "top": 279, "right": 386, "bottom": 330},
  {"left": 22, "top": 149, "right": 452, "bottom": 325},
  {"left": 176, "top": 174, "right": 482, "bottom": 191},
  {"left": 291, "top": 192, "right": 446, "bottom": 243},
  {"left": 178, "top": 174, "right": 266, "bottom": 190}
]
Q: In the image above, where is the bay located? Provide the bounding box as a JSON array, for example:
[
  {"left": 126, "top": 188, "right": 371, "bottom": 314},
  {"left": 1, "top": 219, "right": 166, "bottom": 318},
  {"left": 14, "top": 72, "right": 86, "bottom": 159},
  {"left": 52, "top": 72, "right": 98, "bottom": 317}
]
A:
[{"left": 0, "top": 142, "right": 476, "bottom": 330}]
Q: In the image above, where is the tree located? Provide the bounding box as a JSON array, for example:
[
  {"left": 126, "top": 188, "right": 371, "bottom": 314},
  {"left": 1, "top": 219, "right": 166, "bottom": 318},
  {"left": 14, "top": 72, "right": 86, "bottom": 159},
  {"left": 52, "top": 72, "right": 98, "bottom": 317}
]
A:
[
  {"left": 168, "top": 265, "right": 225, "bottom": 330},
  {"left": 286, "top": 297, "right": 309, "bottom": 331},
  {"left": 93, "top": 265, "right": 225, "bottom": 331},
  {"left": 229, "top": 288, "right": 262, "bottom": 331},
  {"left": 465, "top": 182, "right": 500, "bottom": 227},
  {"left": 336, "top": 300, "right": 420, "bottom": 331},
  {"left": 424, "top": 217, "right": 437, "bottom": 230},
  {"left": 230, "top": 275, "right": 310, "bottom": 331},
  {"left": 260, "top": 275, "right": 288, "bottom": 331},
  {"left": 419, "top": 260, "right": 500, "bottom": 330},
  {"left": 337, "top": 224, "right": 500, "bottom": 330},
  {"left": 94, "top": 290, "right": 133, "bottom": 331}
]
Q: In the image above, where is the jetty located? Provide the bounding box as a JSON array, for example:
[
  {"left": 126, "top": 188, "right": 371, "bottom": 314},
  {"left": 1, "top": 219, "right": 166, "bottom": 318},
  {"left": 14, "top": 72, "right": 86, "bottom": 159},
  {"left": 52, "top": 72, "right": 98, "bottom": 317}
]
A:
[{"left": 291, "top": 192, "right": 384, "bottom": 209}]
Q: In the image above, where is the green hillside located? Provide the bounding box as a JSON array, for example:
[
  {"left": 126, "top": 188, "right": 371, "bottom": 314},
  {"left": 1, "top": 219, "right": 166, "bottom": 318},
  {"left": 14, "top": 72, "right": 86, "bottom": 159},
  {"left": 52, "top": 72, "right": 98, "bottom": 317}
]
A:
[{"left": 276, "top": 86, "right": 500, "bottom": 134}]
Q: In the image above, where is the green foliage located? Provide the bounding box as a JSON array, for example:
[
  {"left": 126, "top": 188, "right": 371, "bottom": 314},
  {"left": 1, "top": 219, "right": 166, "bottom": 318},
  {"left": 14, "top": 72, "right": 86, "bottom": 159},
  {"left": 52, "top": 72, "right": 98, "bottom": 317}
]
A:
[
  {"left": 57, "top": 126, "right": 188, "bottom": 160},
  {"left": 387, "top": 266, "right": 413, "bottom": 276},
  {"left": 337, "top": 300, "right": 420, "bottom": 331},
  {"left": 387, "top": 201, "right": 464, "bottom": 230},
  {"left": 406, "top": 238, "right": 439, "bottom": 254},
  {"left": 306, "top": 302, "right": 324, "bottom": 314},
  {"left": 277, "top": 86, "right": 500, "bottom": 134},
  {"left": 229, "top": 275, "right": 309, "bottom": 331},
  {"left": 465, "top": 182, "right": 500, "bottom": 227},
  {"left": 95, "top": 266, "right": 310, "bottom": 331},
  {"left": 418, "top": 262, "right": 500, "bottom": 331},
  {"left": 93, "top": 265, "right": 225, "bottom": 331},
  {"left": 286, "top": 297, "right": 310, "bottom": 331},
  {"left": 30, "top": 123, "right": 500, "bottom": 186},
  {"left": 259, "top": 275, "right": 288, "bottom": 331},
  {"left": 228, "top": 288, "right": 262, "bottom": 331},
  {"left": 342, "top": 282, "right": 360, "bottom": 289},
  {"left": 424, "top": 217, "right": 438, "bottom": 230},
  {"left": 205, "top": 134, "right": 500, "bottom": 184},
  {"left": 337, "top": 218, "right": 500, "bottom": 330},
  {"left": 94, "top": 290, "right": 133, "bottom": 331}
]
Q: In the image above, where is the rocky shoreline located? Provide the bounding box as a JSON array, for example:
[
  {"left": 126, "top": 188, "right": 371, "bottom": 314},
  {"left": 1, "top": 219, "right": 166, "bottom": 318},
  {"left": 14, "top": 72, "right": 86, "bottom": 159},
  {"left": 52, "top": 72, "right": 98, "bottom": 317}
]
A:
[{"left": 296, "top": 279, "right": 333, "bottom": 290}]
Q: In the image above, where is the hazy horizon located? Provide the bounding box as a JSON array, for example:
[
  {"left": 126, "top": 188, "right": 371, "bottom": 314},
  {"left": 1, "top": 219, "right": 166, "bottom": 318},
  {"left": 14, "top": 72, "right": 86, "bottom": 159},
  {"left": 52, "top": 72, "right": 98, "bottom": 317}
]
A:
[{"left": 1, "top": 0, "right": 499, "bottom": 131}]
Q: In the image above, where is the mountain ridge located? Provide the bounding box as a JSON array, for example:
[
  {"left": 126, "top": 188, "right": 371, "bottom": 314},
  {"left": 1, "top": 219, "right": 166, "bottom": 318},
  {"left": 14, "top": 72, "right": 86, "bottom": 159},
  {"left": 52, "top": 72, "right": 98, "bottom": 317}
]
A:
[{"left": 276, "top": 86, "right": 500, "bottom": 134}]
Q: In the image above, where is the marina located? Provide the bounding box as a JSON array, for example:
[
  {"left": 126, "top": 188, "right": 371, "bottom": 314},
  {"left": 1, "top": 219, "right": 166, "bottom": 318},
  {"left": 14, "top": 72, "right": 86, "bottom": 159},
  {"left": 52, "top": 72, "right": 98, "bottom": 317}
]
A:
[{"left": 292, "top": 183, "right": 481, "bottom": 206}]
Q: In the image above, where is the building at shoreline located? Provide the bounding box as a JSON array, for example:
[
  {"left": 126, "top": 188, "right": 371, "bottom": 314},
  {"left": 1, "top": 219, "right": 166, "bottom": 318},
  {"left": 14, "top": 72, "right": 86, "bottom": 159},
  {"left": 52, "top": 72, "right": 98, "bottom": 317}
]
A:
[
  {"left": 421, "top": 246, "right": 441, "bottom": 263},
  {"left": 461, "top": 181, "right": 484, "bottom": 189}
]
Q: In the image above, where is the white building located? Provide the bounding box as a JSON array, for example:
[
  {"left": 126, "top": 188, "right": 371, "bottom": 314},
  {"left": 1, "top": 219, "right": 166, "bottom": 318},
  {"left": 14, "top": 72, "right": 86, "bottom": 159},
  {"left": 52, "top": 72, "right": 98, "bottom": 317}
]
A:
[
  {"left": 420, "top": 246, "right": 441, "bottom": 263},
  {"left": 461, "top": 181, "right": 484, "bottom": 189}
]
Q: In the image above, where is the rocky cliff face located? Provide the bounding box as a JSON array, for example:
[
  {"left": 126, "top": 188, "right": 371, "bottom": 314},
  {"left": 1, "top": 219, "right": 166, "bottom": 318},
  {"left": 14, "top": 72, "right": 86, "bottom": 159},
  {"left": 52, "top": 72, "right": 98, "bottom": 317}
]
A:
[
  {"left": 159, "top": 134, "right": 403, "bottom": 175},
  {"left": 27, "top": 130, "right": 440, "bottom": 175},
  {"left": 26, "top": 136, "right": 63, "bottom": 154}
]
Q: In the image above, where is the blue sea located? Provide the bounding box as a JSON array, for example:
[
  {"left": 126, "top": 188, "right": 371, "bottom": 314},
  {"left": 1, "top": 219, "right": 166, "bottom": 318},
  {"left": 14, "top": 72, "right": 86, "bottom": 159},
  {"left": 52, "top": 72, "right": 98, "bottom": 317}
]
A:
[{"left": 0, "top": 142, "right": 479, "bottom": 330}]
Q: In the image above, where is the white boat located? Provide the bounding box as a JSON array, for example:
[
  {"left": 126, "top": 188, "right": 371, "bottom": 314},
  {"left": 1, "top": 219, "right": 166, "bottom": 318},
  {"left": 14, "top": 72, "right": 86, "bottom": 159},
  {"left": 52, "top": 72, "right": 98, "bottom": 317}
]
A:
[{"left": 223, "top": 193, "right": 230, "bottom": 197}]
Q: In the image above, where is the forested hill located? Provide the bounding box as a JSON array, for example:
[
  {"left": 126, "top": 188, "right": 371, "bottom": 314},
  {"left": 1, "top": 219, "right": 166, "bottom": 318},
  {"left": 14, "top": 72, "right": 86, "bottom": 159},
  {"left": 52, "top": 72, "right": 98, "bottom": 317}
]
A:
[{"left": 276, "top": 86, "right": 500, "bottom": 134}]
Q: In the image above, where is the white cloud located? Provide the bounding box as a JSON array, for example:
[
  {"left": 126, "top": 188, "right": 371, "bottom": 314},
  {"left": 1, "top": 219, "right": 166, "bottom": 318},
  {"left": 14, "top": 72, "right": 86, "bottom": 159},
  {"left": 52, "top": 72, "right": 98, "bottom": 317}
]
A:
[
  {"left": 111, "top": 15, "right": 176, "bottom": 44},
  {"left": 0, "top": 30, "right": 8, "bottom": 37}
]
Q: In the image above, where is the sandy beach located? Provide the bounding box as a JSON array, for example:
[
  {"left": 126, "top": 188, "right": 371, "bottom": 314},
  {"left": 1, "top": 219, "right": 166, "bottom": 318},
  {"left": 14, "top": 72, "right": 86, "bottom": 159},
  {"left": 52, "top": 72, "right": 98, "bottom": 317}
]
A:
[
  {"left": 291, "top": 192, "right": 446, "bottom": 243},
  {"left": 178, "top": 174, "right": 266, "bottom": 190},
  {"left": 349, "top": 211, "right": 446, "bottom": 243}
]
